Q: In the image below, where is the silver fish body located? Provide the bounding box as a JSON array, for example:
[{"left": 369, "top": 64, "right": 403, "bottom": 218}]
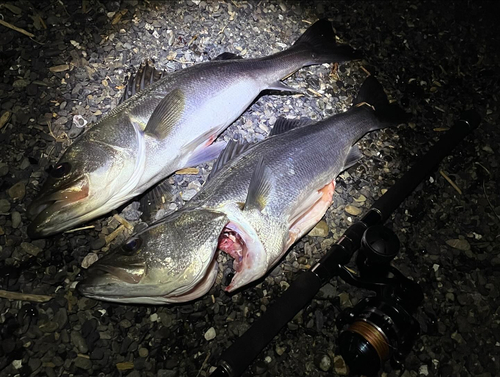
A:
[
  {"left": 28, "top": 19, "right": 358, "bottom": 238},
  {"left": 78, "top": 77, "right": 408, "bottom": 304}
]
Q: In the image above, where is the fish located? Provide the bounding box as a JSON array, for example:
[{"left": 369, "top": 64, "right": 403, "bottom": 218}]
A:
[
  {"left": 77, "top": 76, "right": 408, "bottom": 304},
  {"left": 27, "top": 19, "right": 359, "bottom": 238}
]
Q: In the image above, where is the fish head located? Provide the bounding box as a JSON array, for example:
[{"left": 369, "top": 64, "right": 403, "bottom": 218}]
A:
[
  {"left": 78, "top": 209, "right": 229, "bottom": 304},
  {"left": 27, "top": 139, "right": 137, "bottom": 238}
]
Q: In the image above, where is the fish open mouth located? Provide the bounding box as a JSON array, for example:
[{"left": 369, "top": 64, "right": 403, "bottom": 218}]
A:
[
  {"left": 217, "top": 221, "right": 266, "bottom": 292},
  {"left": 218, "top": 226, "right": 246, "bottom": 272}
]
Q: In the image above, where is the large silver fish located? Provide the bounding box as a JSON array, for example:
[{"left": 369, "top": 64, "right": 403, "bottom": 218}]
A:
[
  {"left": 27, "top": 19, "right": 358, "bottom": 238},
  {"left": 78, "top": 77, "right": 408, "bottom": 304}
]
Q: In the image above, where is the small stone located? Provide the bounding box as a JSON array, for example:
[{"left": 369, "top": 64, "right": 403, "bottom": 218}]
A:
[
  {"left": 49, "top": 64, "right": 70, "bottom": 73},
  {"left": 319, "top": 283, "right": 336, "bottom": 299},
  {"left": 0, "top": 199, "right": 10, "bottom": 212},
  {"left": 308, "top": 220, "right": 329, "bottom": 237},
  {"left": 29, "top": 358, "right": 42, "bottom": 372},
  {"left": 353, "top": 194, "right": 366, "bottom": 202},
  {"left": 116, "top": 361, "right": 134, "bottom": 371},
  {"left": 150, "top": 313, "right": 158, "bottom": 322},
  {"left": 119, "top": 319, "right": 132, "bottom": 329},
  {"left": 90, "top": 237, "right": 106, "bottom": 250},
  {"left": 81, "top": 252, "right": 99, "bottom": 269},
  {"left": 54, "top": 308, "right": 68, "bottom": 330},
  {"left": 0, "top": 111, "right": 11, "bottom": 129},
  {"left": 39, "top": 321, "right": 59, "bottom": 333},
  {"left": 138, "top": 347, "right": 149, "bottom": 357},
  {"left": 71, "top": 330, "right": 89, "bottom": 353},
  {"left": 13, "top": 79, "right": 30, "bottom": 88},
  {"left": 74, "top": 356, "right": 92, "bottom": 370},
  {"left": 180, "top": 189, "right": 198, "bottom": 201},
  {"left": 8, "top": 181, "right": 26, "bottom": 200},
  {"left": 11, "top": 211, "right": 21, "bottom": 228},
  {"left": 316, "top": 354, "right": 331, "bottom": 372},
  {"left": 21, "top": 242, "right": 41, "bottom": 256},
  {"left": 333, "top": 355, "right": 348, "bottom": 375},
  {"left": 446, "top": 239, "right": 471, "bottom": 251},
  {"left": 345, "top": 205, "right": 362, "bottom": 216},
  {"left": 419, "top": 365, "right": 429, "bottom": 376},
  {"left": 339, "top": 292, "right": 352, "bottom": 308},
  {"left": 204, "top": 327, "right": 216, "bottom": 341},
  {"left": 275, "top": 344, "right": 286, "bottom": 356}
]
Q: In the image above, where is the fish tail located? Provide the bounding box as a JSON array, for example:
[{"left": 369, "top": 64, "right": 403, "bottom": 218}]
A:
[
  {"left": 353, "top": 76, "right": 410, "bottom": 127},
  {"left": 291, "top": 19, "right": 361, "bottom": 65}
]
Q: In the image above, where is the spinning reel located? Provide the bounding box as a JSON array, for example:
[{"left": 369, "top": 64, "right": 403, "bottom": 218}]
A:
[{"left": 336, "top": 225, "right": 423, "bottom": 375}]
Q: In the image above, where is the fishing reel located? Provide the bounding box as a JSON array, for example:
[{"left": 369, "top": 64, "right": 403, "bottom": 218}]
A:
[{"left": 336, "top": 225, "right": 423, "bottom": 376}]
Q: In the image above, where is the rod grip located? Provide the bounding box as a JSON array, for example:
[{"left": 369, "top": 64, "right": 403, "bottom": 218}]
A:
[{"left": 215, "top": 270, "right": 322, "bottom": 376}]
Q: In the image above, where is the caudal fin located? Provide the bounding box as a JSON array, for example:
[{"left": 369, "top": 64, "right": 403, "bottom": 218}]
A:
[
  {"left": 292, "top": 19, "right": 361, "bottom": 65},
  {"left": 353, "top": 76, "right": 410, "bottom": 127}
]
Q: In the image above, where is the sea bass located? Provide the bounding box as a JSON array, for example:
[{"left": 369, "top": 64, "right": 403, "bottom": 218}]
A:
[
  {"left": 27, "top": 19, "right": 358, "bottom": 238},
  {"left": 78, "top": 76, "right": 408, "bottom": 304}
]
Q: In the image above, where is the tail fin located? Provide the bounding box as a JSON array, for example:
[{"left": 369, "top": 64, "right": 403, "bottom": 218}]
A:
[
  {"left": 292, "top": 19, "right": 361, "bottom": 65},
  {"left": 353, "top": 76, "right": 410, "bottom": 127}
]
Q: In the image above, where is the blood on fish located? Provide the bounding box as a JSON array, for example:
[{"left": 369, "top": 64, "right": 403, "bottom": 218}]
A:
[{"left": 218, "top": 228, "right": 245, "bottom": 271}]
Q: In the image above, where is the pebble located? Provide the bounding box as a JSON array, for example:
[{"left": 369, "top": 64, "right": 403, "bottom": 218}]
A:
[
  {"left": 9, "top": 182, "right": 26, "bottom": 200},
  {"left": 204, "top": 327, "right": 216, "bottom": 341},
  {"left": 345, "top": 205, "right": 362, "bottom": 216},
  {"left": 39, "top": 321, "right": 59, "bottom": 333},
  {"left": 74, "top": 356, "right": 92, "bottom": 370},
  {"left": 0, "top": 198, "right": 11, "bottom": 212},
  {"left": 315, "top": 354, "right": 331, "bottom": 372},
  {"left": 308, "top": 220, "right": 329, "bottom": 237},
  {"left": 90, "top": 237, "right": 106, "bottom": 250},
  {"left": 71, "top": 330, "right": 89, "bottom": 353},
  {"left": 333, "top": 355, "right": 348, "bottom": 375},
  {"left": 138, "top": 347, "right": 149, "bottom": 357},
  {"left": 446, "top": 239, "right": 471, "bottom": 251},
  {"left": 21, "top": 242, "right": 42, "bottom": 256},
  {"left": 11, "top": 211, "right": 21, "bottom": 228}
]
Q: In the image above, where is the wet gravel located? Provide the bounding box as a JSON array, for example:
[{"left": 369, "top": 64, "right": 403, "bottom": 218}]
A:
[{"left": 1, "top": 0, "right": 499, "bottom": 376}]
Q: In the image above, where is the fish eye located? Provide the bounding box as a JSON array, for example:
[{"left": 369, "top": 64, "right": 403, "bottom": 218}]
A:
[
  {"left": 49, "top": 162, "right": 72, "bottom": 179},
  {"left": 122, "top": 237, "right": 142, "bottom": 253}
]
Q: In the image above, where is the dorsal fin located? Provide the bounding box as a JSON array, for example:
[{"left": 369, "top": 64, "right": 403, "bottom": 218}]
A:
[
  {"left": 207, "top": 141, "right": 254, "bottom": 182},
  {"left": 269, "top": 117, "right": 313, "bottom": 137},
  {"left": 119, "top": 60, "right": 164, "bottom": 103},
  {"left": 244, "top": 158, "right": 275, "bottom": 212},
  {"left": 144, "top": 88, "right": 185, "bottom": 140},
  {"left": 213, "top": 52, "right": 243, "bottom": 61}
]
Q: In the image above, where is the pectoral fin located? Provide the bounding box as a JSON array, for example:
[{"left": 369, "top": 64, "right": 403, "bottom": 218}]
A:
[
  {"left": 144, "top": 88, "right": 185, "bottom": 140},
  {"left": 244, "top": 158, "right": 275, "bottom": 212}
]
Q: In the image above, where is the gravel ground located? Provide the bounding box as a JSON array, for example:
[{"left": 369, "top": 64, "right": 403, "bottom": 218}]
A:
[{"left": 1, "top": 0, "right": 499, "bottom": 376}]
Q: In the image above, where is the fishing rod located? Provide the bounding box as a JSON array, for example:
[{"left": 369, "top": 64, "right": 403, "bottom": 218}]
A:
[{"left": 210, "top": 110, "right": 481, "bottom": 376}]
